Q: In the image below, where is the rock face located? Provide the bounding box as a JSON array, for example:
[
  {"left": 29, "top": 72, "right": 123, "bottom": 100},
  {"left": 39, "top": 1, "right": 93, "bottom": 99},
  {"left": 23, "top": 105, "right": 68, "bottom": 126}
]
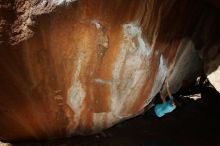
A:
[{"left": 0, "top": 0, "right": 219, "bottom": 141}]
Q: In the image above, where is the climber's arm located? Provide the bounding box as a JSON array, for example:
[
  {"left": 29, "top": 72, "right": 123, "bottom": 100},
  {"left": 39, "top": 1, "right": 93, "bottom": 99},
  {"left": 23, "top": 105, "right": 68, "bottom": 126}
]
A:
[
  {"left": 166, "top": 81, "right": 172, "bottom": 97},
  {"left": 160, "top": 93, "right": 166, "bottom": 103},
  {"left": 166, "top": 81, "right": 176, "bottom": 106}
]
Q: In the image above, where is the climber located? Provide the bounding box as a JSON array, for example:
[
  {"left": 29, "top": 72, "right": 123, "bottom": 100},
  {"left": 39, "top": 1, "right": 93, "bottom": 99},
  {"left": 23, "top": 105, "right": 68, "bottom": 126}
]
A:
[{"left": 154, "top": 80, "right": 176, "bottom": 117}]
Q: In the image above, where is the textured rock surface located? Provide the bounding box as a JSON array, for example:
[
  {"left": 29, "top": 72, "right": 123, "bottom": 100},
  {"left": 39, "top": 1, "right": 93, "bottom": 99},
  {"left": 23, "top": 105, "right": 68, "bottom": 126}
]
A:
[
  {"left": 208, "top": 66, "right": 220, "bottom": 93},
  {"left": 0, "top": 141, "right": 11, "bottom": 146},
  {"left": 0, "top": 0, "right": 219, "bottom": 141}
]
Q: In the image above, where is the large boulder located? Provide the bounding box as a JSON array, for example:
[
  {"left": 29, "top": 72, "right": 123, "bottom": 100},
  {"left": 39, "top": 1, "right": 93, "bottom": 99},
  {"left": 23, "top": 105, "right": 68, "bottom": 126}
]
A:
[{"left": 0, "top": 0, "right": 219, "bottom": 140}]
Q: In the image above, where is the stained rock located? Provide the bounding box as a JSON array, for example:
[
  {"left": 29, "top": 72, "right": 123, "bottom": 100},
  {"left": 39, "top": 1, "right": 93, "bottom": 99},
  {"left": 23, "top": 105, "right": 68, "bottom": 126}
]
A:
[{"left": 0, "top": 0, "right": 219, "bottom": 141}]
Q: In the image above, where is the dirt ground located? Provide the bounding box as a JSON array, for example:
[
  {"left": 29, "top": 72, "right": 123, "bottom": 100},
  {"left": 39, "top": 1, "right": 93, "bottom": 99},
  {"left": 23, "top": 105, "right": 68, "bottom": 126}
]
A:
[{"left": 10, "top": 85, "right": 220, "bottom": 146}]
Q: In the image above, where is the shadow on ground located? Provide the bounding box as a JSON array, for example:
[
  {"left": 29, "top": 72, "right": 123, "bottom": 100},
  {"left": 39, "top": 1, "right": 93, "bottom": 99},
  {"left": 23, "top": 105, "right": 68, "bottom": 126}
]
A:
[{"left": 12, "top": 85, "right": 220, "bottom": 146}]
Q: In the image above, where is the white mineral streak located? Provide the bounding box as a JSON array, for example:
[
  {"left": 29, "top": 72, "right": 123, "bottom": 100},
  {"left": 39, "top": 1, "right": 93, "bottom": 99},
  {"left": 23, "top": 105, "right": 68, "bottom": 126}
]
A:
[
  {"left": 92, "top": 113, "right": 106, "bottom": 131},
  {"left": 208, "top": 66, "right": 220, "bottom": 93},
  {"left": 94, "top": 79, "right": 112, "bottom": 85},
  {"left": 164, "top": 39, "right": 199, "bottom": 95},
  {"left": 145, "top": 55, "right": 168, "bottom": 107},
  {"left": 67, "top": 53, "right": 85, "bottom": 130},
  {"left": 52, "top": 0, "right": 78, "bottom": 5},
  {"left": 111, "top": 23, "right": 153, "bottom": 117},
  {"left": 91, "top": 20, "right": 102, "bottom": 29},
  {"left": 92, "top": 23, "right": 155, "bottom": 131}
]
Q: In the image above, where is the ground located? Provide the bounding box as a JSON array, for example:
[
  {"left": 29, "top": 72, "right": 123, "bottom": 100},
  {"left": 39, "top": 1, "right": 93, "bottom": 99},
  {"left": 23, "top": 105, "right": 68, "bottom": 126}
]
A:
[{"left": 10, "top": 85, "right": 220, "bottom": 146}]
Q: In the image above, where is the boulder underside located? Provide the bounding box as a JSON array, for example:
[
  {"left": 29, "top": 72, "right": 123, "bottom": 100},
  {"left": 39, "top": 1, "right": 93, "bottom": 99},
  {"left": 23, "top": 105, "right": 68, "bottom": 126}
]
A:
[{"left": 0, "top": 0, "right": 219, "bottom": 141}]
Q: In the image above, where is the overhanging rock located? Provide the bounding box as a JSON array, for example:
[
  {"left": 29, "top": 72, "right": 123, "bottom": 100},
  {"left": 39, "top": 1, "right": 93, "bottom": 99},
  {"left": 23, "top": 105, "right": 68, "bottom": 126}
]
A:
[{"left": 0, "top": 0, "right": 219, "bottom": 140}]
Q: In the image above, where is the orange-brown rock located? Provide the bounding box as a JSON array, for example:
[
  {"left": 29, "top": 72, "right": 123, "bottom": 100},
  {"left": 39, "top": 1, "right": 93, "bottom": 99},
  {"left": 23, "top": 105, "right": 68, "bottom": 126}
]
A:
[{"left": 0, "top": 0, "right": 219, "bottom": 141}]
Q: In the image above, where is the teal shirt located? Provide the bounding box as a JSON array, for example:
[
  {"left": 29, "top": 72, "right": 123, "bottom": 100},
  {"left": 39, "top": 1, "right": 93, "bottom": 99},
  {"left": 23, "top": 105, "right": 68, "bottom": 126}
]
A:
[{"left": 154, "top": 96, "right": 176, "bottom": 117}]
